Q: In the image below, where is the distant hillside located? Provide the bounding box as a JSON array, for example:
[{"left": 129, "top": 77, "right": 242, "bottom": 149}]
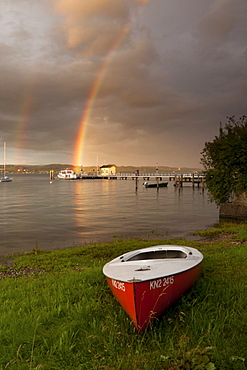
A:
[
  {"left": 3, "top": 164, "right": 72, "bottom": 174},
  {"left": 4, "top": 164, "right": 203, "bottom": 174},
  {"left": 116, "top": 165, "right": 202, "bottom": 173}
]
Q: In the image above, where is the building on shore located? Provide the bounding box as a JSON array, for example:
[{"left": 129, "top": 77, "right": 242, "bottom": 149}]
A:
[{"left": 100, "top": 164, "right": 117, "bottom": 176}]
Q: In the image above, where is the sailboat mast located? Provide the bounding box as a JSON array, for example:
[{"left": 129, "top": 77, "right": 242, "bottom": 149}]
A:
[
  {"left": 1, "top": 142, "right": 12, "bottom": 182},
  {"left": 3, "top": 142, "right": 6, "bottom": 177}
]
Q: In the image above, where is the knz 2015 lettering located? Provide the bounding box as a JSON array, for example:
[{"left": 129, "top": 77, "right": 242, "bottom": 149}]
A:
[{"left": 150, "top": 276, "right": 174, "bottom": 290}]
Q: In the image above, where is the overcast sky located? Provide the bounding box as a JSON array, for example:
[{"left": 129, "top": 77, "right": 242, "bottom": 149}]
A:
[{"left": 0, "top": 0, "right": 246, "bottom": 168}]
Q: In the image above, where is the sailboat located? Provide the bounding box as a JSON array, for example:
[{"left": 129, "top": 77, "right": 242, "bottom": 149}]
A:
[{"left": 1, "top": 142, "right": 12, "bottom": 182}]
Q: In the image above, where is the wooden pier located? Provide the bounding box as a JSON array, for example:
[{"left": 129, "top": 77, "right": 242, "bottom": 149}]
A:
[{"left": 77, "top": 172, "right": 205, "bottom": 187}]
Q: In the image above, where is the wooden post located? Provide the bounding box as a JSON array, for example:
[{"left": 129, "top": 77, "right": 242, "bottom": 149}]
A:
[
  {"left": 156, "top": 177, "right": 159, "bottom": 191},
  {"left": 135, "top": 176, "right": 138, "bottom": 192},
  {"left": 50, "top": 170, "right": 54, "bottom": 181},
  {"left": 192, "top": 173, "right": 194, "bottom": 188},
  {"left": 202, "top": 177, "right": 204, "bottom": 191},
  {"left": 174, "top": 175, "right": 177, "bottom": 187}
]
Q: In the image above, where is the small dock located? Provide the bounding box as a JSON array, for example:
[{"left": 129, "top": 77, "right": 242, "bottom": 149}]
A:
[{"left": 171, "top": 174, "right": 204, "bottom": 188}]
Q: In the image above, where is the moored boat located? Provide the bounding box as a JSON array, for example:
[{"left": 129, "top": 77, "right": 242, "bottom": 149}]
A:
[
  {"left": 57, "top": 169, "right": 78, "bottom": 180},
  {"left": 1, "top": 176, "right": 12, "bottom": 182},
  {"left": 103, "top": 245, "right": 203, "bottom": 331},
  {"left": 143, "top": 182, "right": 168, "bottom": 188}
]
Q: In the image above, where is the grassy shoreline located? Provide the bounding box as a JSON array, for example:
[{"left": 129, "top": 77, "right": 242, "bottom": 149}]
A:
[{"left": 0, "top": 223, "right": 246, "bottom": 369}]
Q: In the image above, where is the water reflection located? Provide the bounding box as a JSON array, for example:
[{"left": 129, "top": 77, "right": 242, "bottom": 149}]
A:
[
  {"left": 0, "top": 176, "right": 218, "bottom": 255},
  {"left": 72, "top": 180, "right": 119, "bottom": 235}
]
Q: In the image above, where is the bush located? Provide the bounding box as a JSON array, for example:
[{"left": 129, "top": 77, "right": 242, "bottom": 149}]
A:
[{"left": 201, "top": 115, "right": 247, "bottom": 206}]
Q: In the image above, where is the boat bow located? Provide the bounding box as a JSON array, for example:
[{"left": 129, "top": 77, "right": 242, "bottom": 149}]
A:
[{"left": 103, "top": 245, "right": 203, "bottom": 331}]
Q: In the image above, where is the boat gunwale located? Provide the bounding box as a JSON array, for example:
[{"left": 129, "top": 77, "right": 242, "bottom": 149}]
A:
[{"left": 111, "top": 245, "right": 201, "bottom": 262}]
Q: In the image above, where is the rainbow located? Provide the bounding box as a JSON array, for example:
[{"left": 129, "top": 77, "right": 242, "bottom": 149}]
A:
[
  {"left": 15, "top": 72, "right": 38, "bottom": 163},
  {"left": 73, "top": 25, "right": 130, "bottom": 168},
  {"left": 73, "top": 2, "right": 148, "bottom": 168},
  {"left": 17, "top": 96, "right": 32, "bottom": 157}
]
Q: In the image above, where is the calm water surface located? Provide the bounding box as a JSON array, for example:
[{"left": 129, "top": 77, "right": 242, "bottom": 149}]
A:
[{"left": 0, "top": 175, "right": 218, "bottom": 255}]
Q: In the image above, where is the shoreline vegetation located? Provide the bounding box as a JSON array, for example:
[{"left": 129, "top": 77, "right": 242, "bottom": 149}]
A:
[{"left": 0, "top": 223, "right": 246, "bottom": 369}]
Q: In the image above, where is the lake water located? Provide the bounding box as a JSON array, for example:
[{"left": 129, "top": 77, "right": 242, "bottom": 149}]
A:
[{"left": 0, "top": 175, "right": 219, "bottom": 255}]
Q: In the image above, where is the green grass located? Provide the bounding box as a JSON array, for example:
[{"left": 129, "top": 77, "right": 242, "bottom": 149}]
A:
[
  {"left": 192, "top": 221, "right": 247, "bottom": 240},
  {"left": 0, "top": 226, "right": 246, "bottom": 369}
]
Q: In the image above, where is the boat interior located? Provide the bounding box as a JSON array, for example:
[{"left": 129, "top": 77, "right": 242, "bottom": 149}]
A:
[{"left": 122, "top": 250, "right": 188, "bottom": 261}]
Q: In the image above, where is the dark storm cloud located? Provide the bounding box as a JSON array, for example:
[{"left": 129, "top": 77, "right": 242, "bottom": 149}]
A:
[{"left": 0, "top": 0, "right": 246, "bottom": 166}]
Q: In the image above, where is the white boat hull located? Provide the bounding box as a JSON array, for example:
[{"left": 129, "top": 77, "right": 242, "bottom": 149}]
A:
[{"left": 1, "top": 176, "right": 12, "bottom": 182}]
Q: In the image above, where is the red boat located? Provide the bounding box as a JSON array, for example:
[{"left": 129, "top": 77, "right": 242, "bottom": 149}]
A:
[{"left": 103, "top": 245, "right": 203, "bottom": 332}]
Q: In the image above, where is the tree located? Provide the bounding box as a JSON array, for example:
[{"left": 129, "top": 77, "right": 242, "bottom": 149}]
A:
[{"left": 201, "top": 115, "right": 247, "bottom": 206}]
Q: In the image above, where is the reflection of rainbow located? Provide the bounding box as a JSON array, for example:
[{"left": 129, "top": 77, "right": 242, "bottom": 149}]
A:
[{"left": 73, "top": 24, "right": 130, "bottom": 168}]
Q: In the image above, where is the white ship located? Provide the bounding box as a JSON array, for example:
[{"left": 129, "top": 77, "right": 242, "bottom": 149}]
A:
[{"left": 57, "top": 169, "right": 78, "bottom": 180}]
